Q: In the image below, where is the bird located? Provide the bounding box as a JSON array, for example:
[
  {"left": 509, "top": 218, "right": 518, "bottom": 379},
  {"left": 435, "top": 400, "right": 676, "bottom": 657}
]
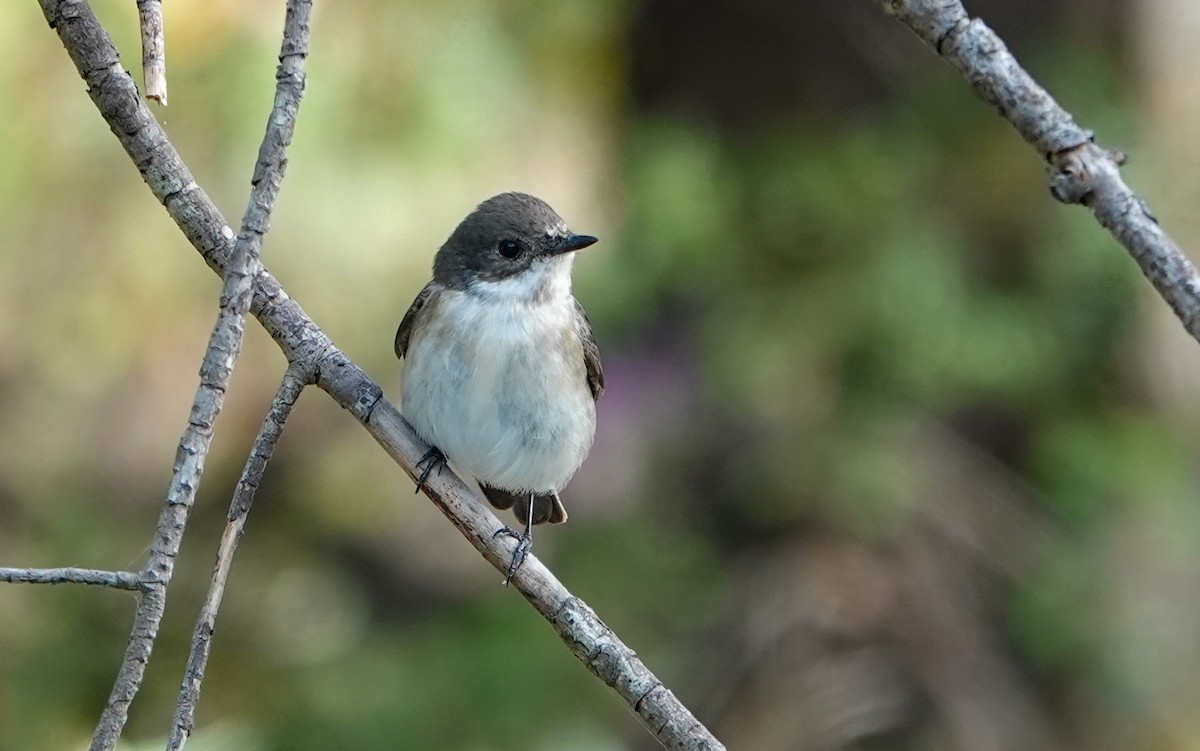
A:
[{"left": 395, "top": 192, "right": 604, "bottom": 584}]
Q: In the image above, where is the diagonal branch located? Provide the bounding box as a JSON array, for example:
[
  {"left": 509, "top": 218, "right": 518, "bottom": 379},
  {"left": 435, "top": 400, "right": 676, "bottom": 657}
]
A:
[
  {"left": 169, "top": 364, "right": 311, "bottom": 750},
  {"left": 37, "top": 2, "right": 725, "bottom": 749},
  {"left": 878, "top": 0, "right": 1200, "bottom": 344},
  {"left": 0, "top": 567, "right": 142, "bottom": 590}
]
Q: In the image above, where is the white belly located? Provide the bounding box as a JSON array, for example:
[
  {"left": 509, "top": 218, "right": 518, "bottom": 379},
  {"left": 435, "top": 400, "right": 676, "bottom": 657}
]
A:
[{"left": 399, "top": 289, "right": 596, "bottom": 493}]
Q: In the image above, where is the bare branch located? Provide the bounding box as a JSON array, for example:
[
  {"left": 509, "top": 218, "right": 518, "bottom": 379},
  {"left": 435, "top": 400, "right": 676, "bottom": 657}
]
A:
[
  {"left": 169, "top": 364, "right": 310, "bottom": 750},
  {"left": 879, "top": 0, "right": 1200, "bottom": 344},
  {"left": 241, "top": 0, "right": 311, "bottom": 252},
  {"left": 136, "top": 0, "right": 166, "bottom": 104},
  {"left": 0, "top": 567, "right": 142, "bottom": 590},
  {"left": 36, "top": 2, "right": 725, "bottom": 749},
  {"left": 59, "top": 0, "right": 311, "bottom": 747}
]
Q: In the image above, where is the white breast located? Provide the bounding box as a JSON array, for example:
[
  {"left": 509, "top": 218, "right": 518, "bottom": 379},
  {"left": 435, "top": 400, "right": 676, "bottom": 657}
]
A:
[{"left": 399, "top": 270, "right": 595, "bottom": 494}]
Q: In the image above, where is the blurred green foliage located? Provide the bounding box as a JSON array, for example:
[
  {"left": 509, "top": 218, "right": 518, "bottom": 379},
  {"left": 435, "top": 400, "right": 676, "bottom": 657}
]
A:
[{"left": 4, "top": 1, "right": 1200, "bottom": 750}]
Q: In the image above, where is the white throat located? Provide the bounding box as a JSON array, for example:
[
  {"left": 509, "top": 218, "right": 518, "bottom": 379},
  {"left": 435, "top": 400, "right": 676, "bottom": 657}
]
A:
[{"left": 469, "top": 255, "right": 574, "bottom": 304}]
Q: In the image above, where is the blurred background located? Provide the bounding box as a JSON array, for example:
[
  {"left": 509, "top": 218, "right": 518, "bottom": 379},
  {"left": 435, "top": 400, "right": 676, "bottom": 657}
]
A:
[{"left": 4, "top": 0, "right": 1200, "bottom": 748}]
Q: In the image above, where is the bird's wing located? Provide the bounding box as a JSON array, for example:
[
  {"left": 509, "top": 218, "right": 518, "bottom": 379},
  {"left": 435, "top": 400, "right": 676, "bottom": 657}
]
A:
[
  {"left": 574, "top": 298, "right": 604, "bottom": 402},
  {"left": 394, "top": 282, "right": 437, "bottom": 359}
]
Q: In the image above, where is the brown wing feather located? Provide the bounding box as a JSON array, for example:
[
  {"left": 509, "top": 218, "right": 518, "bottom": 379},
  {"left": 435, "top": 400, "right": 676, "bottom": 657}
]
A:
[
  {"left": 395, "top": 282, "right": 437, "bottom": 359},
  {"left": 574, "top": 298, "right": 604, "bottom": 402}
]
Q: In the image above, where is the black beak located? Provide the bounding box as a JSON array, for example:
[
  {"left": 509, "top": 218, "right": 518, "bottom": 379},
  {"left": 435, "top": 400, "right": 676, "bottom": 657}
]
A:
[{"left": 549, "top": 233, "right": 599, "bottom": 255}]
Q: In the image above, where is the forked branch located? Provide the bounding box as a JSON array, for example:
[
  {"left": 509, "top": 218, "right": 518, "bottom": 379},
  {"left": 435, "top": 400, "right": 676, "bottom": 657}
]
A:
[
  {"left": 19, "top": 1, "right": 313, "bottom": 750},
  {"left": 169, "top": 364, "right": 311, "bottom": 750}
]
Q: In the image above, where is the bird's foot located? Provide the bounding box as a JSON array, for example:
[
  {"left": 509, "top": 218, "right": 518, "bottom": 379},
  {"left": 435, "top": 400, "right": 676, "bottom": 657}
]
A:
[
  {"left": 413, "top": 446, "right": 447, "bottom": 494},
  {"left": 493, "top": 525, "right": 533, "bottom": 587}
]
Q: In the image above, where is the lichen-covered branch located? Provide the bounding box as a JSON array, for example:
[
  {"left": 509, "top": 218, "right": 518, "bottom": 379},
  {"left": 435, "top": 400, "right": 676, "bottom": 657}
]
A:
[
  {"left": 169, "top": 364, "right": 310, "bottom": 750},
  {"left": 36, "top": 2, "right": 724, "bottom": 749},
  {"left": 879, "top": 0, "right": 1200, "bottom": 343}
]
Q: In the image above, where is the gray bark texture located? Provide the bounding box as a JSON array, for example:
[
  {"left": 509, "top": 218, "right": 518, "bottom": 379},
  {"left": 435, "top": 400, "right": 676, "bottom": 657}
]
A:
[
  {"left": 136, "top": 0, "right": 166, "bottom": 104},
  {"left": 0, "top": 567, "right": 142, "bottom": 589}
]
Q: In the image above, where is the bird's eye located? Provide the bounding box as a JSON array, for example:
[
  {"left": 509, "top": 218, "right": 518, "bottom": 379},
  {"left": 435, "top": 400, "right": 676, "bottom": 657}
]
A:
[{"left": 497, "top": 239, "right": 522, "bottom": 259}]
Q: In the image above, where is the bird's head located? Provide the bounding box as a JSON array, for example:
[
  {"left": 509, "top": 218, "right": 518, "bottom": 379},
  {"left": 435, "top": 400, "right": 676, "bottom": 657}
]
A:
[{"left": 433, "top": 192, "right": 598, "bottom": 302}]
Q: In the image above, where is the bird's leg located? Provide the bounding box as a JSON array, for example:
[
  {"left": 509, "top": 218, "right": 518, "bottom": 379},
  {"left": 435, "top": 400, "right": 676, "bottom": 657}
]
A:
[
  {"left": 413, "top": 446, "right": 447, "bottom": 494},
  {"left": 493, "top": 495, "right": 534, "bottom": 587}
]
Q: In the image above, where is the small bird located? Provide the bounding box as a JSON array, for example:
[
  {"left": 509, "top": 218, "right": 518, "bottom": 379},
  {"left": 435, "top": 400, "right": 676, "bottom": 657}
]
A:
[{"left": 395, "top": 192, "right": 604, "bottom": 583}]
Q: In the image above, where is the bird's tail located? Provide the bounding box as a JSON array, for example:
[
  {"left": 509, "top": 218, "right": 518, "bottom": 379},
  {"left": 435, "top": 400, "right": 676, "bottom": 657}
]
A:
[{"left": 478, "top": 484, "right": 567, "bottom": 525}]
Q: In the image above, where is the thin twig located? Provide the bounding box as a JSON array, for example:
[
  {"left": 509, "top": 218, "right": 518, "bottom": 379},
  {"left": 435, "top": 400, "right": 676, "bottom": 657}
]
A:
[
  {"left": 65, "top": 0, "right": 311, "bottom": 747},
  {"left": 136, "top": 0, "right": 166, "bottom": 104},
  {"left": 169, "top": 364, "right": 310, "bottom": 750},
  {"left": 0, "top": 567, "right": 142, "bottom": 590},
  {"left": 239, "top": 0, "right": 311, "bottom": 252},
  {"left": 37, "top": 2, "right": 724, "bottom": 749},
  {"left": 879, "top": 0, "right": 1200, "bottom": 343}
]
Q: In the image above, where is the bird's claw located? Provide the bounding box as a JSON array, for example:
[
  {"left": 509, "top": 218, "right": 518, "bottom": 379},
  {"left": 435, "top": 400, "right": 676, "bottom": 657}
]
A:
[
  {"left": 493, "top": 526, "right": 532, "bottom": 587},
  {"left": 413, "top": 447, "right": 447, "bottom": 494}
]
